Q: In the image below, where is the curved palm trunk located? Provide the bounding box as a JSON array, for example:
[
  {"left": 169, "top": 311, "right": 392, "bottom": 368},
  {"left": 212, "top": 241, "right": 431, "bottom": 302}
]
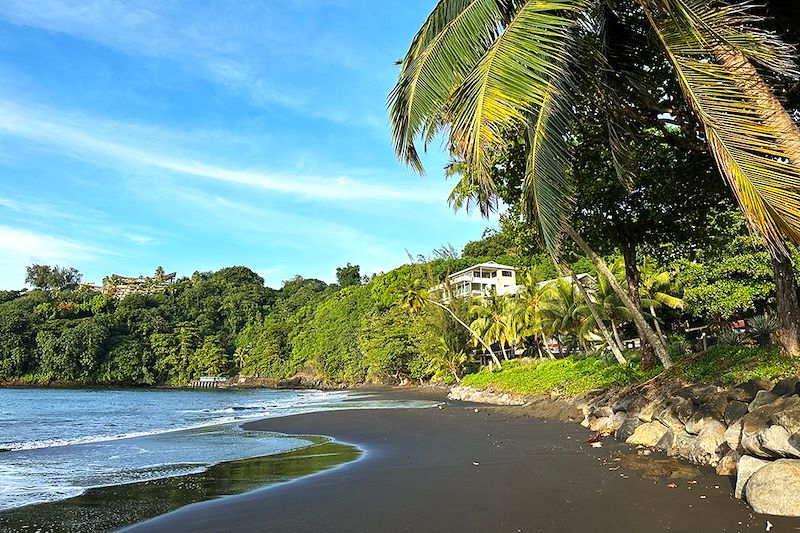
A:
[
  {"left": 541, "top": 333, "right": 555, "bottom": 359},
  {"left": 650, "top": 305, "right": 667, "bottom": 345},
  {"left": 572, "top": 275, "right": 627, "bottom": 365},
  {"left": 564, "top": 226, "right": 672, "bottom": 369},
  {"left": 610, "top": 319, "right": 624, "bottom": 353},
  {"left": 426, "top": 299, "right": 503, "bottom": 369},
  {"left": 500, "top": 343, "right": 509, "bottom": 361}
]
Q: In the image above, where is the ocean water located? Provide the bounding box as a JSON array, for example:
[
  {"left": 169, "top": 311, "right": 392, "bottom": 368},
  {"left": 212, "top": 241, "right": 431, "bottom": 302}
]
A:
[{"left": 0, "top": 387, "right": 431, "bottom": 513}]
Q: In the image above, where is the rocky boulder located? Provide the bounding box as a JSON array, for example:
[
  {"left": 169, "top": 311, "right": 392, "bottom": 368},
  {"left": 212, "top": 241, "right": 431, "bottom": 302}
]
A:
[
  {"left": 735, "top": 455, "right": 770, "bottom": 499},
  {"left": 626, "top": 421, "right": 670, "bottom": 448},
  {"left": 745, "top": 459, "right": 800, "bottom": 517},
  {"left": 615, "top": 417, "right": 641, "bottom": 442},
  {"left": 670, "top": 431, "right": 696, "bottom": 459},
  {"left": 740, "top": 396, "right": 800, "bottom": 458},
  {"left": 685, "top": 401, "right": 724, "bottom": 435},
  {"left": 716, "top": 450, "right": 740, "bottom": 476},
  {"left": 772, "top": 376, "right": 800, "bottom": 397},
  {"left": 748, "top": 390, "right": 780, "bottom": 412},
  {"left": 728, "top": 378, "right": 773, "bottom": 403},
  {"left": 688, "top": 421, "right": 727, "bottom": 466},
  {"left": 724, "top": 401, "right": 749, "bottom": 426}
]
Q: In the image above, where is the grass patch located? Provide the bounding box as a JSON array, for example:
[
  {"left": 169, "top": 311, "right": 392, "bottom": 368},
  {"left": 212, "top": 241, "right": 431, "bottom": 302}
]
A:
[
  {"left": 460, "top": 356, "right": 657, "bottom": 396},
  {"left": 668, "top": 345, "right": 800, "bottom": 386}
]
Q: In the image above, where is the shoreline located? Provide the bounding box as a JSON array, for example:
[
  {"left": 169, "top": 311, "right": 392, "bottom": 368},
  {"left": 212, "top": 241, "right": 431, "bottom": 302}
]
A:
[{"left": 122, "top": 391, "right": 800, "bottom": 533}]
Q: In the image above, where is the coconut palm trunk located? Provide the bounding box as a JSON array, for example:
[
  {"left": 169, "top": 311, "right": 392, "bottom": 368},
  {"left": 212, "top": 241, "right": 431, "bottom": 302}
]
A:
[
  {"left": 564, "top": 226, "right": 672, "bottom": 369},
  {"left": 650, "top": 305, "right": 667, "bottom": 345},
  {"left": 427, "top": 299, "right": 503, "bottom": 369},
  {"left": 572, "top": 271, "right": 627, "bottom": 365},
  {"left": 610, "top": 319, "right": 625, "bottom": 352}
]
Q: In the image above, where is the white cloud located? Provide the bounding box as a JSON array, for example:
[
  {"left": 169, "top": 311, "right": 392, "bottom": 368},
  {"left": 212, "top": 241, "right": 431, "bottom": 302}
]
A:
[
  {"left": 0, "top": 99, "right": 435, "bottom": 204},
  {"left": 0, "top": 225, "right": 98, "bottom": 288}
]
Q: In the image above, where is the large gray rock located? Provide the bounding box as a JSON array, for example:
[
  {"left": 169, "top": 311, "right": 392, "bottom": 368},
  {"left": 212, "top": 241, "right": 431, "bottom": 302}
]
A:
[
  {"left": 740, "top": 396, "right": 800, "bottom": 458},
  {"left": 626, "top": 421, "right": 670, "bottom": 448},
  {"left": 746, "top": 425, "right": 800, "bottom": 459},
  {"left": 735, "top": 455, "right": 770, "bottom": 499},
  {"left": 685, "top": 401, "right": 724, "bottom": 435},
  {"left": 654, "top": 397, "right": 693, "bottom": 430},
  {"left": 615, "top": 417, "right": 641, "bottom": 442},
  {"left": 671, "top": 430, "right": 696, "bottom": 459},
  {"left": 749, "top": 390, "right": 780, "bottom": 412},
  {"left": 688, "top": 421, "right": 728, "bottom": 466},
  {"left": 716, "top": 449, "right": 740, "bottom": 476},
  {"left": 604, "top": 411, "right": 627, "bottom": 433},
  {"left": 689, "top": 384, "right": 723, "bottom": 405},
  {"left": 772, "top": 376, "right": 800, "bottom": 397},
  {"left": 725, "top": 419, "right": 744, "bottom": 452},
  {"left": 728, "top": 378, "right": 773, "bottom": 403},
  {"left": 772, "top": 407, "right": 800, "bottom": 435},
  {"left": 724, "top": 400, "right": 749, "bottom": 426},
  {"left": 588, "top": 416, "right": 609, "bottom": 432},
  {"left": 655, "top": 428, "right": 676, "bottom": 454},
  {"left": 745, "top": 459, "right": 800, "bottom": 517}
]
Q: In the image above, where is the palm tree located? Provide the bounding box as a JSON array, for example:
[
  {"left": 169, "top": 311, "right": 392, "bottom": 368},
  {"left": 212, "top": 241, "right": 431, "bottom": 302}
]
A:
[
  {"left": 638, "top": 260, "right": 685, "bottom": 344},
  {"left": 511, "top": 270, "right": 553, "bottom": 358},
  {"left": 592, "top": 260, "right": 631, "bottom": 352},
  {"left": 469, "top": 291, "right": 514, "bottom": 360},
  {"left": 571, "top": 272, "right": 628, "bottom": 364},
  {"left": 389, "top": 0, "right": 800, "bottom": 366},
  {"left": 538, "top": 278, "right": 587, "bottom": 356},
  {"left": 399, "top": 276, "right": 503, "bottom": 368}
]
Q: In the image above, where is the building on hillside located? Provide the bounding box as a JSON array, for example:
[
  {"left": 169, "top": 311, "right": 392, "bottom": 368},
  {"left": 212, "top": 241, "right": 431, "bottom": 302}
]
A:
[
  {"left": 78, "top": 282, "right": 103, "bottom": 293},
  {"left": 535, "top": 273, "right": 596, "bottom": 290},
  {"left": 103, "top": 271, "right": 177, "bottom": 298},
  {"left": 429, "top": 261, "right": 519, "bottom": 301}
]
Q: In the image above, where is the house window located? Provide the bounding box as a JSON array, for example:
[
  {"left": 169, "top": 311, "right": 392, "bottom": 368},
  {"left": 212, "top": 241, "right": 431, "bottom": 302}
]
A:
[
  {"left": 471, "top": 283, "right": 482, "bottom": 291},
  {"left": 501, "top": 271, "right": 513, "bottom": 277}
]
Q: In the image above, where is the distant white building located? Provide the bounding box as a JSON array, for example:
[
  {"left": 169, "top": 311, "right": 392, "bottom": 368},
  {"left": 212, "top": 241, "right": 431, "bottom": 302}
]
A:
[{"left": 430, "top": 261, "right": 519, "bottom": 301}]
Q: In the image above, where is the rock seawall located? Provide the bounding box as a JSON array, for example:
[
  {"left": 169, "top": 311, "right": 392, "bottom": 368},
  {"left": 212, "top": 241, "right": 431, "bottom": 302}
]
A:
[{"left": 450, "top": 376, "right": 800, "bottom": 518}]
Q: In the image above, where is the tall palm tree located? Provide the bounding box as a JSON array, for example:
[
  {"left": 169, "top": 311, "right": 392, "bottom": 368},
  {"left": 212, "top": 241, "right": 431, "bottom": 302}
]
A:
[
  {"left": 399, "top": 276, "right": 503, "bottom": 368},
  {"left": 638, "top": 260, "right": 685, "bottom": 344},
  {"left": 513, "top": 270, "right": 551, "bottom": 357},
  {"left": 538, "top": 278, "right": 587, "bottom": 356},
  {"left": 470, "top": 291, "right": 514, "bottom": 360},
  {"left": 389, "top": 0, "right": 800, "bottom": 366}
]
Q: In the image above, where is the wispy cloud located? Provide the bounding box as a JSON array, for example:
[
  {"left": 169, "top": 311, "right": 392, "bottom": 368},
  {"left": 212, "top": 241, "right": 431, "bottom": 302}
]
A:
[
  {"left": 0, "top": 0, "right": 382, "bottom": 124},
  {"left": 0, "top": 100, "right": 435, "bottom": 203},
  {"left": 0, "top": 225, "right": 102, "bottom": 288}
]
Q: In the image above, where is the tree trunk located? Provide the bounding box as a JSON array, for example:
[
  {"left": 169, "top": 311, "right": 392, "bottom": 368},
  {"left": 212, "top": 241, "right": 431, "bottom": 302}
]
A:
[
  {"left": 610, "top": 319, "right": 625, "bottom": 353},
  {"left": 500, "top": 343, "right": 509, "bottom": 361},
  {"left": 542, "top": 333, "right": 555, "bottom": 359},
  {"left": 770, "top": 252, "right": 800, "bottom": 356},
  {"left": 620, "top": 238, "right": 656, "bottom": 369},
  {"left": 564, "top": 226, "right": 672, "bottom": 369},
  {"left": 428, "top": 299, "right": 502, "bottom": 369},
  {"left": 650, "top": 305, "right": 666, "bottom": 345},
  {"left": 573, "top": 271, "right": 627, "bottom": 365}
]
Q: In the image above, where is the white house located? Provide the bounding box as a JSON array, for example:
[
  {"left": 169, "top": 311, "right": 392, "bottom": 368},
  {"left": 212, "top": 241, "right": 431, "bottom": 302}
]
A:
[{"left": 430, "top": 261, "right": 519, "bottom": 301}]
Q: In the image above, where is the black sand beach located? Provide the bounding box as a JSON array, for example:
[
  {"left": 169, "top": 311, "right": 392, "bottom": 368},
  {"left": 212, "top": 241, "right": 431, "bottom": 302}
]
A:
[{"left": 122, "top": 391, "right": 800, "bottom": 533}]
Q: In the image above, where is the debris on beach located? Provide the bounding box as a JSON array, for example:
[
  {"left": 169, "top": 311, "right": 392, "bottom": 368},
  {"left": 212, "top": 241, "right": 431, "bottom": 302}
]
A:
[
  {"left": 766, "top": 520, "right": 773, "bottom": 531},
  {"left": 667, "top": 483, "right": 678, "bottom": 488},
  {"left": 591, "top": 442, "right": 602, "bottom": 448},
  {"left": 473, "top": 462, "right": 480, "bottom": 466}
]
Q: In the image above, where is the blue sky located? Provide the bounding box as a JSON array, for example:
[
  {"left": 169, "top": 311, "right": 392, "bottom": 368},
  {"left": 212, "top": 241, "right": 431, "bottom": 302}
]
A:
[{"left": 0, "top": 0, "right": 494, "bottom": 289}]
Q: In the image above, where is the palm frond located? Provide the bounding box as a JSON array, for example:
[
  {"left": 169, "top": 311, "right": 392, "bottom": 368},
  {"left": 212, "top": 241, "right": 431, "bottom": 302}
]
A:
[
  {"left": 642, "top": 0, "right": 800, "bottom": 249},
  {"left": 389, "top": 0, "right": 515, "bottom": 172}
]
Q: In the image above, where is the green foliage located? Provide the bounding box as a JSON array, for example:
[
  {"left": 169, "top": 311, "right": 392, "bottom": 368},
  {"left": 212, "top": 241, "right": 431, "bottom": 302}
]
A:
[
  {"left": 335, "top": 263, "right": 362, "bottom": 288},
  {"left": 671, "top": 345, "right": 800, "bottom": 386},
  {"left": 25, "top": 264, "right": 82, "bottom": 291},
  {"left": 461, "top": 356, "right": 654, "bottom": 396}
]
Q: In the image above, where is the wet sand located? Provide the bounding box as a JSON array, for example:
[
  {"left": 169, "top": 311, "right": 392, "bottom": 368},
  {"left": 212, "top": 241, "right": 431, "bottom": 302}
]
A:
[{"left": 123, "top": 392, "right": 800, "bottom": 532}]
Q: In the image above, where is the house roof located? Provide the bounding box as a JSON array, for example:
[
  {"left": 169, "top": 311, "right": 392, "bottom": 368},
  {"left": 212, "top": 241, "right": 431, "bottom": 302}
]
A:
[
  {"left": 447, "top": 261, "right": 517, "bottom": 279},
  {"left": 535, "top": 273, "right": 595, "bottom": 289}
]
